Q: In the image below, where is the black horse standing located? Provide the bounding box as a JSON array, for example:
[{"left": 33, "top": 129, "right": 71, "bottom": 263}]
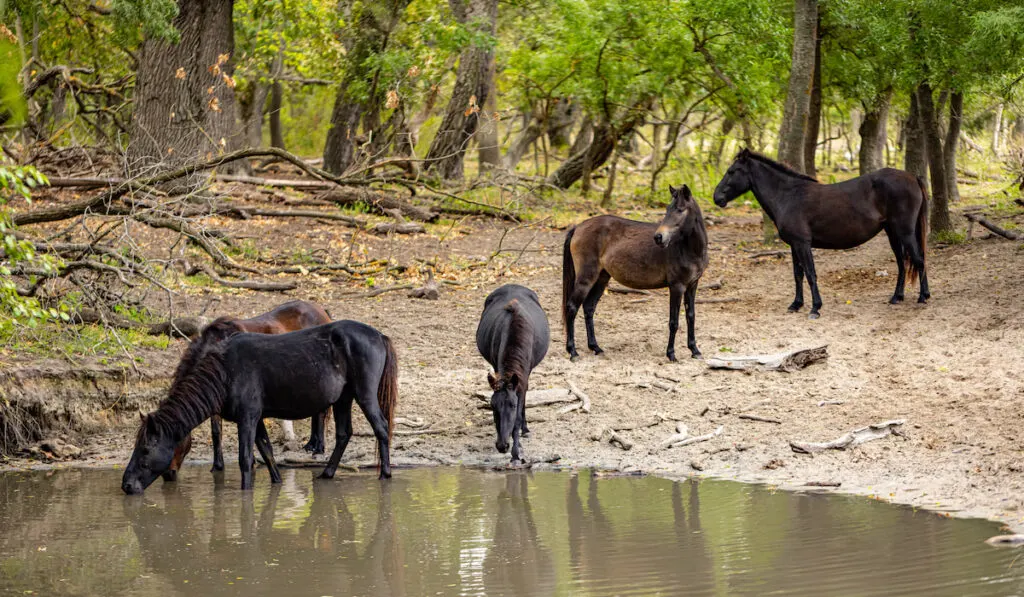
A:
[
  {"left": 476, "top": 285, "right": 550, "bottom": 464},
  {"left": 714, "top": 149, "right": 930, "bottom": 318}
]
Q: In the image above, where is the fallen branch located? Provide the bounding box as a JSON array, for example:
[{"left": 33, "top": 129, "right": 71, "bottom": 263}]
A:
[
  {"left": 71, "top": 308, "right": 207, "bottom": 338},
  {"left": 216, "top": 174, "right": 333, "bottom": 190},
  {"left": 738, "top": 414, "right": 782, "bottom": 424},
  {"left": 566, "top": 380, "right": 592, "bottom": 413},
  {"left": 790, "top": 419, "right": 906, "bottom": 454},
  {"left": 963, "top": 213, "right": 1022, "bottom": 240},
  {"left": 706, "top": 345, "right": 828, "bottom": 372},
  {"left": 590, "top": 427, "right": 634, "bottom": 451},
  {"left": 748, "top": 250, "right": 787, "bottom": 259},
  {"left": 318, "top": 188, "right": 437, "bottom": 222},
  {"left": 222, "top": 205, "right": 364, "bottom": 227},
  {"left": 185, "top": 263, "right": 296, "bottom": 292},
  {"left": 339, "top": 284, "right": 414, "bottom": 298},
  {"left": 407, "top": 270, "right": 440, "bottom": 299},
  {"left": 817, "top": 400, "right": 845, "bottom": 407},
  {"left": 657, "top": 423, "right": 724, "bottom": 451},
  {"left": 696, "top": 297, "right": 740, "bottom": 304},
  {"left": 803, "top": 481, "right": 842, "bottom": 487},
  {"left": 372, "top": 208, "right": 425, "bottom": 234}
]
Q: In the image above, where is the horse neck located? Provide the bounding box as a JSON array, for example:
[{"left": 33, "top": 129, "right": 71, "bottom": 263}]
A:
[
  {"left": 160, "top": 352, "right": 227, "bottom": 436},
  {"left": 498, "top": 310, "right": 534, "bottom": 380},
  {"left": 747, "top": 160, "right": 812, "bottom": 222}
]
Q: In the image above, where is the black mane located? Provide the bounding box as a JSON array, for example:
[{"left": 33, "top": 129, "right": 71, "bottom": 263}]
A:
[
  {"left": 501, "top": 299, "right": 534, "bottom": 383},
  {"left": 741, "top": 150, "right": 818, "bottom": 182}
]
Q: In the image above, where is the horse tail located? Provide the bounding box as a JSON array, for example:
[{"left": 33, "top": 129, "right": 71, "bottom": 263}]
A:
[
  {"left": 561, "top": 227, "right": 576, "bottom": 333},
  {"left": 376, "top": 334, "right": 398, "bottom": 471},
  {"left": 910, "top": 176, "right": 929, "bottom": 284}
]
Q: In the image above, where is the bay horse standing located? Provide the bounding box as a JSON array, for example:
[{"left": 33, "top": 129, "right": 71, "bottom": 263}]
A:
[
  {"left": 562, "top": 184, "right": 709, "bottom": 361},
  {"left": 476, "top": 285, "right": 550, "bottom": 464},
  {"left": 123, "top": 320, "right": 398, "bottom": 493},
  {"left": 162, "top": 299, "right": 332, "bottom": 481},
  {"left": 713, "top": 149, "right": 929, "bottom": 318}
]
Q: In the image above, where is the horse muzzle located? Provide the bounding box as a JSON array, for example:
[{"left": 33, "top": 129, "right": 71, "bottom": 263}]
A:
[
  {"left": 653, "top": 231, "right": 670, "bottom": 247},
  {"left": 495, "top": 438, "right": 510, "bottom": 454},
  {"left": 122, "top": 480, "right": 144, "bottom": 495},
  {"left": 713, "top": 193, "right": 728, "bottom": 208}
]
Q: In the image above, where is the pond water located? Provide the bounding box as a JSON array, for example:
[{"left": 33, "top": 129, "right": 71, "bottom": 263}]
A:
[{"left": 0, "top": 466, "right": 1020, "bottom": 596}]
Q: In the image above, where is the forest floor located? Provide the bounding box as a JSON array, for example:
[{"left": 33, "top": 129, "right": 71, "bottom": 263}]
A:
[{"left": 2, "top": 176, "right": 1023, "bottom": 534}]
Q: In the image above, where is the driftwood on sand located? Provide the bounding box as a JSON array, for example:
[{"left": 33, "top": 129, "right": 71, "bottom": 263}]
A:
[
  {"left": 656, "top": 423, "right": 724, "bottom": 451},
  {"left": 790, "top": 420, "right": 906, "bottom": 454},
  {"left": 706, "top": 345, "right": 828, "bottom": 372}
]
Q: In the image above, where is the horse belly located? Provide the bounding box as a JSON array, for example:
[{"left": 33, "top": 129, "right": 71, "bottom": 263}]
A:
[
  {"left": 808, "top": 214, "right": 883, "bottom": 250},
  {"left": 261, "top": 371, "right": 345, "bottom": 420},
  {"left": 602, "top": 253, "right": 667, "bottom": 289}
]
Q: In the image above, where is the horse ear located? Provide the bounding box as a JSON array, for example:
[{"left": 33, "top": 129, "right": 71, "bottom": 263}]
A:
[
  {"left": 739, "top": 148, "right": 750, "bottom": 159},
  {"left": 668, "top": 184, "right": 677, "bottom": 195},
  {"left": 681, "top": 184, "right": 692, "bottom": 199},
  {"left": 139, "top": 411, "right": 146, "bottom": 423},
  {"left": 508, "top": 373, "right": 520, "bottom": 390},
  {"left": 487, "top": 372, "right": 499, "bottom": 391}
]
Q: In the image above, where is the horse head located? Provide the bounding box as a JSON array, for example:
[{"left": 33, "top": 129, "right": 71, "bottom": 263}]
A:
[
  {"left": 655, "top": 184, "right": 699, "bottom": 247},
  {"left": 487, "top": 371, "right": 520, "bottom": 454},
  {"left": 714, "top": 148, "right": 753, "bottom": 207},
  {"left": 122, "top": 413, "right": 179, "bottom": 495}
]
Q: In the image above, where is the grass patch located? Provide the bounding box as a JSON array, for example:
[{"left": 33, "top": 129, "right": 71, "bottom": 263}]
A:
[
  {"left": 0, "top": 318, "right": 170, "bottom": 363},
  {"left": 933, "top": 229, "right": 967, "bottom": 245}
]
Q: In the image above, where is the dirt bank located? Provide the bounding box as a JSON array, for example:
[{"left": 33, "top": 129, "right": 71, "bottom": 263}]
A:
[{"left": 2, "top": 209, "right": 1022, "bottom": 533}]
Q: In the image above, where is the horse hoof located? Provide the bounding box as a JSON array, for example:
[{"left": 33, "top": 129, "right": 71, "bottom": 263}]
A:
[
  {"left": 787, "top": 304, "right": 803, "bottom": 313},
  {"left": 667, "top": 354, "right": 678, "bottom": 362},
  {"left": 690, "top": 352, "right": 703, "bottom": 360},
  {"left": 808, "top": 312, "right": 820, "bottom": 320},
  {"left": 889, "top": 296, "right": 904, "bottom": 304},
  {"left": 569, "top": 354, "right": 580, "bottom": 363},
  {"left": 590, "top": 347, "right": 604, "bottom": 356},
  {"left": 318, "top": 471, "right": 335, "bottom": 480},
  {"left": 917, "top": 297, "right": 928, "bottom": 304}
]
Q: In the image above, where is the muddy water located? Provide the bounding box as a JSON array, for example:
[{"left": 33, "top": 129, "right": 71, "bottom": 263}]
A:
[{"left": 0, "top": 467, "right": 1020, "bottom": 596}]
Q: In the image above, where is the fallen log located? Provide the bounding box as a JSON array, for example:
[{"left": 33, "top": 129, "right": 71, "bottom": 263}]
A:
[
  {"left": 185, "top": 263, "right": 296, "bottom": 292},
  {"left": 963, "top": 213, "right": 1022, "bottom": 241},
  {"left": 566, "top": 380, "right": 592, "bottom": 413},
  {"left": 656, "top": 423, "right": 724, "bottom": 451},
  {"left": 748, "top": 250, "right": 787, "bottom": 259},
  {"left": 71, "top": 308, "right": 208, "bottom": 339},
  {"left": 590, "top": 427, "right": 633, "bottom": 451},
  {"left": 790, "top": 419, "right": 905, "bottom": 454},
  {"left": 318, "top": 188, "right": 438, "bottom": 222},
  {"left": 215, "top": 174, "right": 333, "bottom": 190},
  {"left": 408, "top": 270, "right": 440, "bottom": 299},
  {"left": 706, "top": 345, "right": 828, "bottom": 372},
  {"left": 338, "top": 284, "right": 414, "bottom": 298}
]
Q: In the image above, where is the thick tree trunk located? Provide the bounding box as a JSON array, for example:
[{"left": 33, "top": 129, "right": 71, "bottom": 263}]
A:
[
  {"left": 476, "top": 53, "right": 501, "bottom": 170},
  {"left": 916, "top": 82, "right": 951, "bottom": 236},
  {"left": 424, "top": 0, "right": 498, "bottom": 180},
  {"left": 857, "top": 89, "right": 890, "bottom": 175},
  {"left": 322, "top": 2, "right": 410, "bottom": 175},
  {"left": 568, "top": 115, "right": 593, "bottom": 158},
  {"left": 942, "top": 91, "right": 963, "bottom": 205},
  {"left": 776, "top": 0, "right": 818, "bottom": 172},
  {"left": 239, "top": 81, "right": 270, "bottom": 150},
  {"left": 1013, "top": 113, "right": 1024, "bottom": 147},
  {"left": 127, "top": 0, "right": 242, "bottom": 184},
  {"left": 904, "top": 91, "right": 927, "bottom": 182},
  {"left": 803, "top": 13, "right": 822, "bottom": 176},
  {"left": 549, "top": 121, "right": 617, "bottom": 190},
  {"left": 546, "top": 98, "right": 578, "bottom": 148}
]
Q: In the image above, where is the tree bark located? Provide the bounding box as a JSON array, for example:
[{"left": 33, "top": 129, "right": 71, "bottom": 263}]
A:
[
  {"left": 424, "top": 0, "right": 498, "bottom": 180},
  {"left": 904, "top": 90, "right": 927, "bottom": 182},
  {"left": 476, "top": 53, "right": 501, "bottom": 170},
  {"left": 776, "top": 0, "right": 818, "bottom": 172},
  {"left": 942, "top": 91, "right": 963, "bottom": 205},
  {"left": 916, "top": 82, "right": 951, "bottom": 236},
  {"left": 1013, "top": 113, "right": 1024, "bottom": 147},
  {"left": 803, "top": 13, "right": 822, "bottom": 176},
  {"left": 269, "top": 80, "right": 285, "bottom": 149},
  {"left": 548, "top": 107, "right": 646, "bottom": 190},
  {"left": 857, "top": 89, "right": 890, "bottom": 175},
  {"left": 239, "top": 80, "right": 270, "bottom": 150},
  {"left": 546, "top": 98, "right": 578, "bottom": 148},
  {"left": 503, "top": 111, "right": 544, "bottom": 170},
  {"left": 322, "top": 1, "right": 410, "bottom": 175},
  {"left": 126, "top": 0, "right": 243, "bottom": 185},
  {"left": 992, "top": 102, "right": 1003, "bottom": 156}
]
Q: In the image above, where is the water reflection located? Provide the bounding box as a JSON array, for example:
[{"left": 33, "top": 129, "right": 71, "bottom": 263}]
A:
[{"left": 0, "top": 467, "right": 1021, "bottom": 596}]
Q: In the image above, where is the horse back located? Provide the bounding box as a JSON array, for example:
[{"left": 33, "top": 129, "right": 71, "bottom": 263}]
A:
[
  {"left": 477, "top": 285, "right": 550, "bottom": 370},
  {"left": 239, "top": 300, "right": 331, "bottom": 334}
]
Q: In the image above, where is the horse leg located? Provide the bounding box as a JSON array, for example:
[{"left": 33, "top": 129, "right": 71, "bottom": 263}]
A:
[
  {"left": 353, "top": 377, "right": 392, "bottom": 480},
  {"left": 787, "top": 245, "right": 805, "bottom": 312},
  {"left": 319, "top": 396, "right": 354, "bottom": 480},
  {"left": 795, "top": 242, "right": 823, "bottom": 318},
  {"left": 303, "top": 410, "right": 326, "bottom": 455},
  {"left": 237, "top": 416, "right": 258, "bottom": 490},
  {"left": 666, "top": 286, "right": 682, "bottom": 362},
  {"left": 583, "top": 271, "right": 611, "bottom": 355},
  {"left": 684, "top": 282, "right": 701, "bottom": 359},
  {"left": 884, "top": 228, "right": 906, "bottom": 304},
  {"left": 210, "top": 414, "right": 225, "bottom": 472},
  {"left": 255, "top": 419, "right": 282, "bottom": 484},
  {"left": 901, "top": 232, "right": 930, "bottom": 302},
  {"left": 565, "top": 266, "right": 600, "bottom": 361},
  {"left": 519, "top": 386, "right": 530, "bottom": 438}
]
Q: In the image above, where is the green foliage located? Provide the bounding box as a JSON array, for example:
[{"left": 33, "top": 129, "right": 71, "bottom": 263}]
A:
[{"left": 0, "top": 39, "right": 25, "bottom": 126}]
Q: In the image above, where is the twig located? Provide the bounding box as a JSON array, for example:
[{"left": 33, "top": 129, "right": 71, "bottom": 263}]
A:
[
  {"left": 738, "top": 414, "right": 782, "bottom": 424},
  {"left": 339, "top": 284, "right": 414, "bottom": 298},
  {"left": 185, "top": 263, "right": 295, "bottom": 292},
  {"left": 748, "top": 250, "right": 787, "bottom": 259}
]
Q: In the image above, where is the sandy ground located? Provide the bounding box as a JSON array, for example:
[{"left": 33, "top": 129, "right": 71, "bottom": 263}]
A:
[{"left": 4, "top": 201, "right": 1023, "bottom": 534}]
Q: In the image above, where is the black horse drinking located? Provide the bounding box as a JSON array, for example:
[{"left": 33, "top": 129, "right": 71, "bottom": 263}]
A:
[
  {"left": 122, "top": 320, "right": 398, "bottom": 493},
  {"left": 476, "top": 285, "right": 550, "bottom": 464},
  {"left": 714, "top": 149, "right": 929, "bottom": 317}
]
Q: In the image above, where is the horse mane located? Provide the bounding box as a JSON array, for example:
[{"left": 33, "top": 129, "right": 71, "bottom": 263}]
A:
[
  {"left": 500, "top": 299, "right": 533, "bottom": 384},
  {"left": 741, "top": 150, "right": 818, "bottom": 182},
  {"left": 146, "top": 319, "right": 236, "bottom": 442}
]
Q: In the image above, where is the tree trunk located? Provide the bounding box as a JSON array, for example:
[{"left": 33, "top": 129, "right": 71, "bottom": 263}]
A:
[
  {"left": 503, "top": 112, "right": 544, "bottom": 170},
  {"left": 803, "top": 13, "right": 822, "bottom": 176},
  {"left": 476, "top": 53, "right": 501, "bottom": 170},
  {"left": 992, "top": 102, "right": 1003, "bottom": 156},
  {"left": 549, "top": 121, "right": 617, "bottom": 190},
  {"left": 239, "top": 80, "right": 270, "bottom": 149},
  {"left": 649, "top": 120, "right": 662, "bottom": 192},
  {"left": 776, "top": 0, "right": 818, "bottom": 172},
  {"left": 568, "top": 115, "right": 593, "bottom": 158},
  {"left": 546, "top": 98, "right": 578, "bottom": 148},
  {"left": 904, "top": 90, "right": 927, "bottom": 182},
  {"left": 942, "top": 91, "right": 963, "bottom": 205},
  {"left": 1013, "top": 113, "right": 1024, "bottom": 147},
  {"left": 916, "top": 82, "right": 951, "bottom": 237},
  {"left": 268, "top": 80, "right": 285, "bottom": 149},
  {"left": 424, "top": 0, "right": 498, "bottom": 180},
  {"left": 322, "top": 2, "right": 410, "bottom": 175},
  {"left": 857, "top": 89, "right": 890, "bottom": 175},
  {"left": 126, "top": 0, "right": 243, "bottom": 185}
]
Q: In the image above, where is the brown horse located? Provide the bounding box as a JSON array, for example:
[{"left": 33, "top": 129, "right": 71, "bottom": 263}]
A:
[
  {"left": 162, "top": 300, "right": 332, "bottom": 480},
  {"left": 562, "top": 185, "right": 709, "bottom": 362}
]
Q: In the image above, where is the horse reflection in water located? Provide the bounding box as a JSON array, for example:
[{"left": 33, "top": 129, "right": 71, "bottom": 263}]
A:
[
  {"left": 483, "top": 473, "right": 557, "bottom": 596},
  {"left": 566, "top": 473, "right": 714, "bottom": 594}
]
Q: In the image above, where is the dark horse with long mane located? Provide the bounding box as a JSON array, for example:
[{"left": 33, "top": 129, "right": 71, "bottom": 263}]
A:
[
  {"left": 476, "top": 285, "right": 550, "bottom": 464},
  {"left": 562, "top": 184, "right": 709, "bottom": 361},
  {"left": 714, "top": 149, "right": 929, "bottom": 317},
  {"left": 122, "top": 320, "right": 397, "bottom": 493},
  {"left": 163, "top": 300, "right": 332, "bottom": 481}
]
